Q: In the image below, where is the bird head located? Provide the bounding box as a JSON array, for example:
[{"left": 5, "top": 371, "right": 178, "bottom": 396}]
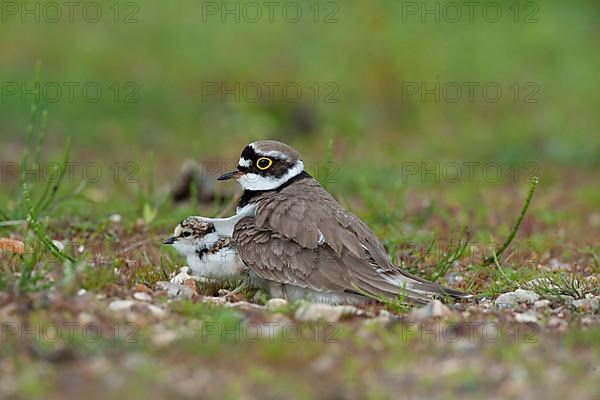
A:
[
  {"left": 162, "top": 217, "right": 219, "bottom": 256},
  {"left": 217, "top": 140, "right": 304, "bottom": 191}
]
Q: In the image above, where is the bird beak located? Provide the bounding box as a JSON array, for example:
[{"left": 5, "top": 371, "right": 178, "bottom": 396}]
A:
[
  {"left": 162, "top": 236, "right": 177, "bottom": 245},
  {"left": 217, "top": 169, "right": 243, "bottom": 181}
]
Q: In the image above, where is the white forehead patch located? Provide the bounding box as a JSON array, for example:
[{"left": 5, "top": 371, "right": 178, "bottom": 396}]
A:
[
  {"left": 249, "top": 143, "right": 290, "bottom": 161},
  {"left": 258, "top": 150, "right": 288, "bottom": 159},
  {"left": 238, "top": 157, "right": 252, "bottom": 168}
]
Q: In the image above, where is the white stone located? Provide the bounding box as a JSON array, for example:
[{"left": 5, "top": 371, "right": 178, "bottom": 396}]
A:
[
  {"left": 152, "top": 330, "right": 177, "bottom": 346},
  {"left": 560, "top": 295, "right": 575, "bottom": 306},
  {"left": 406, "top": 300, "right": 455, "bottom": 322},
  {"left": 169, "top": 266, "right": 200, "bottom": 284},
  {"left": 548, "top": 317, "right": 566, "bottom": 329},
  {"left": 78, "top": 312, "right": 96, "bottom": 325},
  {"left": 495, "top": 289, "right": 539, "bottom": 308},
  {"left": 265, "top": 298, "right": 288, "bottom": 311},
  {"left": 533, "top": 299, "right": 550, "bottom": 309},
  {"left": 513, "top": 289, "right": 540, "bottom": 303},
  {"left": 572, "top": 298, "right": 599, "bottom": 313},
  {"left": 108, "top": 300, "right": 137, "bottom": 311},
  {"left": 495, "top": 293, "right": 518, "bottom": 308},
  {"left": 514, "top": 311, "right": 540, "bottom": 324},
  {"left": 295, "top": 303, "right": 362, "bottom": 322},
  {"left": 147, "top": 304, "right": 167, "bottom": 317},
  {"left": 155, "top": 281, "right": 194, "bottom": 300},
  {"left": 133, "top": 292, "right": 152, "bottom": 302},
  {"left": 224, "top": 301, "right": 265, "bottom": 311}
]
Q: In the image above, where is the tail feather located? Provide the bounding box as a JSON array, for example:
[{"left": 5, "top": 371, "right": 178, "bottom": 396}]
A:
[
  {"left": 404, "top": 275, "right": 472, "bottom": 299},
  {"left": 388, "top": 269, "right": 472, "bottom": 300}
]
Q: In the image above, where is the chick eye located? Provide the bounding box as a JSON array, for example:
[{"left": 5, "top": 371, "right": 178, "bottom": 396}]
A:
[
  {"left": 256, "top": 157, "right": 272, "bottom": 170},
  {"left": 182, "top": 231, "right": 192, "bottom": 238}
]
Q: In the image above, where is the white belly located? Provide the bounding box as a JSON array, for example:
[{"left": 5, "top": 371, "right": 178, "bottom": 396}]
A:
[
  {"left": 248, "top": 273, "right": 365, "bottom": 305},
  {"left": 186, "top": 248, "right": 244, "bottom": 279}
]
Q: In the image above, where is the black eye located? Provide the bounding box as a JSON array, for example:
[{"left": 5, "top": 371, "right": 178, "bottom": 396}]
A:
[
  {"left": 256, "top": 157, "right": 273, "bottom": 170},
  {"left": 182, "top": 231, "right": 192, "bottom": 238}
]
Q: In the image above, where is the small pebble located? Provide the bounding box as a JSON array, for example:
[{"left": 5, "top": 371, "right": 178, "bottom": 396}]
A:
[
  {"left": 295, "top": 303, "right": 362, "bottom": 322},
  {"left": 514, "top": 311, "right": 541, "bottom": 325},
  {"left": 548, "top": 317, "right": 567, "bottom": 330},
  {"left": 78, "top": 312, "right": 96, "bottom": 325},
  {"left": 571, "top": 297, "right": 599, "bottom": 313},
  {"left": 155, "top": 281, "right": 194, "bottom": 300},
  {"left": 495, "top": 289, "right": 539, "bottom": 308},
  {"left": 559, "top": 295, "right": 575, "bottom": 306},
  {"left": 265, "top": 298, "right": 288, "bottom": 311},
  {"left": 108, "top": 300, "right": 137, "bottom": 311},
  {"left": 147, "top": 304, "right": 167, "bottom": 317},
  {"left": 133, "top": 292, "right": 152, "bottom": 302},
  {"left": 152, "top": 330, "right": 177, "bottom": 346},
  {"left": 406, "top": 300, "right": 455, "bottom": 322},
  {"left": 169, "top": 267, "right": 200, "bottom": 284},
  {"left": 224, "top": 301, "right": 264, "bottom": 310},
  {"left": 533, "top": 299, "right": 550, "bottom": 309}
]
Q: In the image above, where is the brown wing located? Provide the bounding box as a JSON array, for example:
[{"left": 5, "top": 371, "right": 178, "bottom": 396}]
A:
[
  {"left": 253, "top": 177, "right": 396, "bottom": 272},
  {"left": 233, "top": 216, "right": 431, "bottom": 303}
]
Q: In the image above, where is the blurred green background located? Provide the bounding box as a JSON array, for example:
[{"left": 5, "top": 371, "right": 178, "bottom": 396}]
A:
[
  {"left": 1, "top": 4, "right": 599, "bottom": 398},
  {"left": 1, "top": 0, "right": 599, "bottom": 222}
]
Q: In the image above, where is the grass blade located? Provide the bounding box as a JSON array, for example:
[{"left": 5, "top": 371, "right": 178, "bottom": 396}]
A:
[
  {"left": 13, "top": 62, "right": 42, "bottom": 215},
  {"left": 483, "top": 177, "right": 538, "bottom": 265},
  {"left": 34, "top": 109, "right": 48, "bottom": 166},
  {"left": 23, "top": 183, "right": 75, "bottom": 263},
  {"left": 36, "top": 137, "right": 72, "bottom": 213},
  {"left": 430, "top": 226, "right": 470, "bottom": 282}
]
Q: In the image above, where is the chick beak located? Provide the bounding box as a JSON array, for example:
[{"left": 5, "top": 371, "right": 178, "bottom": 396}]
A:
[
  {"left": 162, "top": 236, "right": 177, "bottom": 245},
  {"left": 217, "top": 169, "right": 243, "bottom": 181}
]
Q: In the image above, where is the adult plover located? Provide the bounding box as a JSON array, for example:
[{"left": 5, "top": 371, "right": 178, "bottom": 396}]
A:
[{"left": 213, "top": 140, "right": 470, "bottom": 304}]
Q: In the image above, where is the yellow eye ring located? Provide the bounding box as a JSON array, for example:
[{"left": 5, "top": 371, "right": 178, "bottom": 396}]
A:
[{"left": 256, "top": 157, "right": 273, "bottom": 170}]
